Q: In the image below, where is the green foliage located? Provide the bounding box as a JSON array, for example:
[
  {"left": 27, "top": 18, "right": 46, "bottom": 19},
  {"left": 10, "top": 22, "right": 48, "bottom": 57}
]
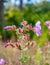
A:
[
  {"left": 19, "top": 53, "right": 30, "bottom": 63},
  {"left": 19, "top": 53, "right": 25, "bottom": 63}
]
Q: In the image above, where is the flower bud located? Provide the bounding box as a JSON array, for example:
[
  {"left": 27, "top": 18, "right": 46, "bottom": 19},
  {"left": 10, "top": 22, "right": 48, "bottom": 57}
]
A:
[
  {"left": 17, "top": 28, "right": 24, "bottom": 33},
  {"left": 22, "top": 34, "right": 29, "bottom": 41},
  {"left": 5, "top": 40, "right": 10, "bottom": 48},
  {"left": 16, "top": 40, "right": 21, "bottom": 50},
  {"left": 26, "top": 25, "right": 32, "bottom": 30},
  {"left": 21, "top": 20, "right": 27, "bottom": 26}
]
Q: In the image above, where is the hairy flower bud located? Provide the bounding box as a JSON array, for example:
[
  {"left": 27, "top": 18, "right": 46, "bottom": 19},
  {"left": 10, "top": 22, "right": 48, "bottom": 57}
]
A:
[
  {"left": 16, "top": 40, "right": 21, "bottom": 50},
  {"left": 22, "top": 34, "right": 29, "bottom": 41},
  {"left": 17, "top": 28, "right": 24, "bottom": 34},
  {"left": 10, "top": 43, "right": 15, "bottom": 48},
  {"left": 21, "top": 20, "right": 27, "bottom": 26},
  {"left": 26, "top": 25, "right": 32, "bottom": 30},
  {"left": 5, "top": 40, "right": 10, "bottom": 48},
  {"left": 26, "top": 41, "right": 35, "bottom": 47}
]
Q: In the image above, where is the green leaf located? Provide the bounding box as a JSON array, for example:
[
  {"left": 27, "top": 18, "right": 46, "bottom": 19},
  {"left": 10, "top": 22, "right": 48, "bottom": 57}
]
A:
[{"left": 19, "top": 53, "right": 25, "bottom": 63}]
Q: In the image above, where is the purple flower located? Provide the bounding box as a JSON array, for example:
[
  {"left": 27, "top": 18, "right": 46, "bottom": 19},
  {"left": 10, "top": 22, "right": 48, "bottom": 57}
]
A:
[
  {"left": 44, "top": 21, "right": 50, "bottom": 30},
  {"left": 4, "top": 25, "right": 16, "bottom": 31},
  {"left": 4, "top": 26, "right": 12, "bottom": 30},
  {"left": 44, "top": 21, "right": 50, "bottom": 26},
  {"left": 0, "top": 59, "right": 5, "bottom": 65},
  {"left": 48, "top": 25, "right": 50, "bottom": 30},
  {"left": 33, "top": 21, "right": 41, "bottom": 36}
]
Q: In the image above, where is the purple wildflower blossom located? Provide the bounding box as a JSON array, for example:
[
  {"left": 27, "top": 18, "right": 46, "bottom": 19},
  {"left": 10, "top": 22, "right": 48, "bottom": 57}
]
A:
[
  {"left": 44, "top": 21, "right": 50, "bottom": 30},
  {"left": 44, "top": 21, "right": 50, "bottom": 26},
  {"left": 4, "top": 25, "right": 16, "bottom": 31},
  {"left": 33, "top": 21, "right": 41, "bottom": 36},
  {"left": 48, "top": 25, "right": 50, "bottom": 30},
  {"left": 0, "top": 59, "right": 5, "bottom": 65},
  {"left": 4, "top": 26, "right": 12, "bottom": 30}
]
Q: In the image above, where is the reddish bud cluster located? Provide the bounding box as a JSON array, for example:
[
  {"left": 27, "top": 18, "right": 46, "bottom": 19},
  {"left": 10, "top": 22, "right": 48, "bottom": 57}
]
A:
[
  {"left": 26, "top": 41, "right": 35, "bottom": 46},
  {"left": 5, "top": 40, "right": 15, "bottom": 48},
  {"left": 5, "top": 40, "right": 22, "bottom": 50},
  {"left": 16, "top": 40, "right": 21, "bottom": 50},
  {"left": 4, "top": 20, "right": 37, "bottom": 50}
]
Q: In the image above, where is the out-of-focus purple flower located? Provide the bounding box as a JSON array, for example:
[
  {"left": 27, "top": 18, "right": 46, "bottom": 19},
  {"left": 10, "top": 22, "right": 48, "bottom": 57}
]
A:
[
  {"left": 0, "top": 59, "right": 5, "bottom": 65},
  {"left": 33, "top": 21, "right": 41, "bottom": 36},
  {"left": 44, "top": 21, "right": 50, "bottom": 26},
  {"left": 44, "top": 21, "right": 50, "bottom": 30},
  {"left": 48, "top": 26, "right": 50, "bottom": 30},
  {"left": 4, "top": 26, "right": 12, "bottom": 30}
]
